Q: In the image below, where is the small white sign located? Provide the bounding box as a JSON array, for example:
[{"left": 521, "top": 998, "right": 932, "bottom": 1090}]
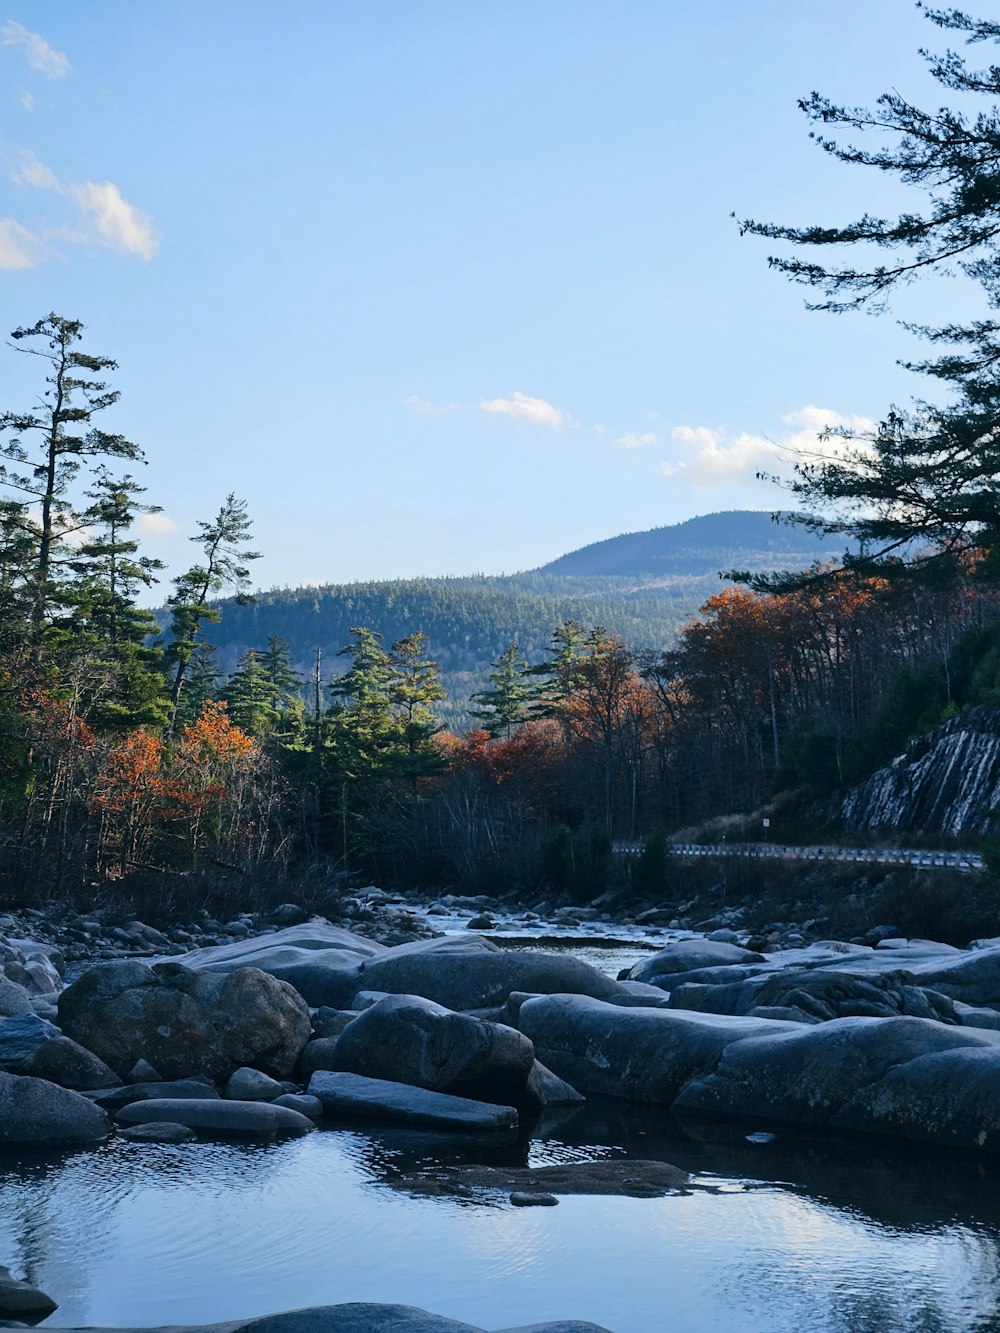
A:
[{"left": 762, "top": 818, "right": 770, "bottom": 828}]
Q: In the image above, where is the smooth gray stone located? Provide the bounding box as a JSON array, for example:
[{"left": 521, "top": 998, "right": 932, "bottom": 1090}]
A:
[
  {"left": 297, "top": 1037, "right": 343, "bottom": 1080},
  {"left": 90, "top": 1079, "right": 221, "bottom": 1109},
  {"left": 330, "top": 994, "right": 535, "bottom": 1104},
  {"left": 0, "top": 973, "right": 33, "bottom": 1019},
  {"left": 0, "top": 1071, "right": 110, "bottom": 1147},
  {"left": 0, "top": 1015, "right": 60, "bottom": 1068},
  {"left": 224, "top": 1067, "right": 285, "bottom": 1101},
  {"left": 120, "top": 1122, "right": 198, "bottom": 1143},
  {"left": 19, "top": 1305, "right": 613, "bottom": 1332},
  {"left": 116, "top": 1098, "right": 315, "bottom": 1138},
  {"left": 59, "top": 961, "right": 310, "bottom": 1082},
  {"left": 351, "top": 934, "right": 623, "bottom": 1012},
  {"left": 516, "top": 995, "right": 800, "bottom": 1102},
  {"left": 525, "top": 1060, "right": 585, "bottom": 1107},
  {"left": 309, "top": 1070, "right": 518, "bottom": 1132},
  {"left": 0, "top": 1264, "right": 57, "bottom": 1322},
  {"left": 19, "top": 1035, "right": 119, "bottom": 1090},
  {"left": 510, "top": 1192, "right": 559, "bottom": 1206},
  {"left": 628, "top": 939, "right": 766, "bottom": 986},
  {"left": 272, "top": 1093, "right": 324, "bottom": 1120}
]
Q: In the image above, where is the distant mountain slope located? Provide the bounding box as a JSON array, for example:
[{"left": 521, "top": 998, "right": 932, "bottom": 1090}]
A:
[
  {"left": 538, "top": 509, "right": 847, "bottom": 578},
  {"left": 195, "top": 511, "right": 846, "bottom": 729}
]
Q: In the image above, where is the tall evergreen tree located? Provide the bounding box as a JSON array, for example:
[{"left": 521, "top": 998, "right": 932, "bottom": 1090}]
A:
[
  {"left": 471, "top": 640, "right": 531, "bottom": 737},
  {"left": 165, "top": 495, "right": 259, "bottom": 733},
  {"left": 0, "top": 314, "right": 144, "bottom": 656}
]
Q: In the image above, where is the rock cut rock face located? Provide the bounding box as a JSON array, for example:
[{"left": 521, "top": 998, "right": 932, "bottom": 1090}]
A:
[
  {"left": 842, "top": 704, "right": 1000, "bottom": 834},
  {"left": 57, "top": 960, "right": 311, "bottom": 1081}
]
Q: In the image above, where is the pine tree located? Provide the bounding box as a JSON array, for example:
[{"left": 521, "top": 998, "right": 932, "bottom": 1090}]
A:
[{"left": 471, "top": 640, "right": 531, "bottom": 737}]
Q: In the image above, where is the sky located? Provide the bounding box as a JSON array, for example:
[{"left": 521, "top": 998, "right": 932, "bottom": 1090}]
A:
[{"left": 0, "top": 1, "right": 989, "bottom": 593}]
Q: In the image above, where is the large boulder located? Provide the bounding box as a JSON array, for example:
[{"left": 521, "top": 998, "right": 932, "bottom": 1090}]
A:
[
  {"left": 349, "top": 935, "right": 624, "bottom": 1012},
  {"left": 0, "top": 1071, "right": 110, "bottom": 1146},
  {"left": 116, "top": 1097, "right": 315, "bottom": 1138},
  {"left": 58, "top": 960, "right": 311, "bottom": 1081},
  {"left": 516, "top": 994, "right": 800, "bottom": 1102},
  {"left": 168, "top": 924, "right": 386, "bottom": 1007},
  {"left": 309, "top": 1071, "right": 519, "bottom": 1133},
  {"left": 330, "top": 993, "right": 536, "bottom": 1105},
  {"left": 627, "top": 939, "right": 766, "bottom": 991},
  {"left": 0, "top": 1264, "right": 58, "bottom": 1322},
  {"left": 0, "top": 1014, "right": 60, "bottom": 1069},
  {"left": 19, "top": 1035, "right": 119, "bottom": 1090},
  {"left": 668, "top": 968, "right": 959, "bottom": 1025},
  {"left": 0, "top": 970, "right": 33, "bottom": 1018}
]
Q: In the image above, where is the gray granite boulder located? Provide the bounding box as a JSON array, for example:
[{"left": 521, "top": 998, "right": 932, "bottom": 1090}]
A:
[
  {"left": 330, "top": 993, "right": 536, "bottom": 1104},
  {"left": 224, "top": 1067, "right": 285, "bottom": 1101},
  {"left": 18, "top": 1034, "right": 120, "bottom": 1090},
  {"left": 0, "top": 1014, "right": 60, "bottom": 1068},
  {"left": 0, "top": 970, "right": 33, "bottom": 1018},
  {"left": 308, "top": 1070, "right": 518, "bottom": 1133},
  {"left": 350, "top": 935, "right": 623, "bottom": 1011},
  {"left": 0, "top": 1264, "right": 58, "bottom": 1322},
  {"left": 116, "top": 1097, "right": 315, "bottom": 1138},
  {"left": 626, "top": 938, "right": 767, "bottom": 991},
  {"left": 0, "top": 1070, "right": 110, "bottom": 1146},
  {"left": 516, "top": 994, "right": 801, "bottom": 1102},
  {"left": 58, "top": 960, "right": 311, "bottom": 1081},
  {"left": 90, "top": 1078, "right": 221, "bottom": 1110},
  {"left": 34, "top": 1307, "right": 612, "bottom": 1333}
]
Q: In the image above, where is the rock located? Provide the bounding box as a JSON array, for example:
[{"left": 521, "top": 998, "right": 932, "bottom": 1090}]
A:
[
  {"left": 0, "top": 1015, "right": 60, "bottom": 1069},
  {"left": 297, "top": 1038, "right": 344, "bottom": 1080},
  {"left": 0, "top": 1265, "right": 58, "bottom": 1323},
  {"left": 272, "top": 1092, "right": 324, "bottom": 1120},
  {"left": 627, "top": 939, "right": 767, "bottom": 989},
  {"left": 330, "top": 994, "right": 535, "bottom": 1105},
  {"left": 309, "top": 1071, "right": 519, "bottom": 1133},
  {"left": 120, "top": 1121, "right": 198, "bottom": 1143},
  {"left": 405, "top": 1158, "right": 692, "bottom": 1200},
  {"left": 126, "top": 1058, "right": 162, "bottom": 1082},
  {"left": 310, "top": 1008, "right": 358, "bottom": 1039},
  {"left": 167, "top": 924, "right": 386, "bottom": 1007},
  {"left": 0, "top": 1071, "right": 110, "bottom": 1146},
  {"left": 350, "top": 935, "right": 624, "bottom": 1012},
  {"left": 58, "top": 960, "right": 311, "bottom": 1081},
  {"left": 0, "top": 972, "right": 33, "bottom": 1018},
  {"left": 19, "top": 1035, "right": 119, "bottom": 1090},
  {"left": 89, "top": 1078, "right": 221, "bottom": 1110},
  {"left": 224, "top": 1067, "right": 286, "bottom": 1101},
  {"left": 116, "top": 1097, "right": 315, "bottom": 1138},
  {"left": 467, "top": 915, "right": 494, "bottom": 930},
  {"left": 510, "top": 1192, "right": 558, "bottom": 1206},
  {"left": 524, "top": 1060, "right": 585, "bottom": 1107}
]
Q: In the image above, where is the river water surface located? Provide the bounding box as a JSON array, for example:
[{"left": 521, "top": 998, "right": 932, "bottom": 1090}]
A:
[{"left": 3, "top": 927, "right": 1000, "bottom": 1332}]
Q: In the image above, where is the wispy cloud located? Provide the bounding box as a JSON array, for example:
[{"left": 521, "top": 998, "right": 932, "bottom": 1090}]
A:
[
  {"left": 663, "top": 406, "right": 875, "bottom": 489},
  {"left": 1, "top": 21, "right": 69, "bottom": 78},
  {"left": 479, "top": 391, "right": 569, "bottom": 430},
  {"left": 19, "top": 90, "right": 36, "bottom": 111},
  {"left": 0, "top": 217, "right": 42, "bottom": 269},
  {"left": 404, "top": 395, "right": 462, "bottom": 416},
  {"left": 134, "top": 512, "right": 178, "bottom": 536},
  {"left": 615, "top": 431, "right": 657, "bottom": 449},
  {"left": 9, "top": 152, "right": 160, "bottom": 264}
]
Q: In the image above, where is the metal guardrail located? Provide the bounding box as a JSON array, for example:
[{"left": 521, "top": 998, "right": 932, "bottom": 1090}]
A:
[{"left": 612, "top": 841, "right": 986, "bottom": 872}]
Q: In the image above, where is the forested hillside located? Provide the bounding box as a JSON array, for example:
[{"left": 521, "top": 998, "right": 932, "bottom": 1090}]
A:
[
  {"left": 538, "top": 509, "right": 848, "bottom": 577},
  {"left": 196, "top": 511, "right": 844, "bottom": 727}
]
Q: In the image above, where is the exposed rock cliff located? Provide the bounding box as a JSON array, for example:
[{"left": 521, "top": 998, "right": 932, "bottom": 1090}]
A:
[{"left": 843, "top": 706, "right": 1000, "bottom": 835}]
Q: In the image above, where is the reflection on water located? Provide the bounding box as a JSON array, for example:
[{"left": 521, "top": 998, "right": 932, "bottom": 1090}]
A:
[{"left": 3, "top": 1104, "right": 1000, "bottom": 1332}]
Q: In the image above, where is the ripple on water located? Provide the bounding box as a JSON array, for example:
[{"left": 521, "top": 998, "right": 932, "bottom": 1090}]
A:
[{"left": 2, "top": 1117, "right": 1000, "bottom": 1333}]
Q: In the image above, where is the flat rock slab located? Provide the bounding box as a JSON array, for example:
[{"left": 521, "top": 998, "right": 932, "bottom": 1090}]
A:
[
  {"left": 115, "top": 1098, "right": 315, "bottom": 1138},
  {"left": 403, "top": 1158, "right": 692, "bottom": 1200},
  {"left": 30, "top": 1303, "right": 613, "bottom": 1332},
  {"left": 89, "top": 1079, "right": 221, "bottom": 1110},
  {"left": 309, "top": 1071, "right": 518, "bottom": 1132},
  {"left": 119, "top": 1122, "right": 198, "bottom": 1143}
]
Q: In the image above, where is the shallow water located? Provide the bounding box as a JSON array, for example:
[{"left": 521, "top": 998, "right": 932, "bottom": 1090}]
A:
[{"left": 4, "top": 1105, "right": 1000, "bottom": 1333}]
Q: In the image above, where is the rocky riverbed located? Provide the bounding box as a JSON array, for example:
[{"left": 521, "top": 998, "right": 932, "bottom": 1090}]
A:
[{"left": 6, "top": 893, "right": 1000, "bottom": 1327}]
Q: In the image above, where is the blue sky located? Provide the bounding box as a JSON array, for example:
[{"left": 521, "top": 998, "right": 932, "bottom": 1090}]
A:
[{"left": 0, "top": 2, "right": 985, "bottom": 592}]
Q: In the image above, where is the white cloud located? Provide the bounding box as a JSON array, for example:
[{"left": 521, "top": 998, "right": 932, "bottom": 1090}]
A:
[
  {"left": 13, "top": 150, "right": 60, "bottom": 191},
  {"left": 663, "top": 406, "right": 876, "bottom": 490},
  {"left": 19, "top": 90, "right": 36, "bottom": 110},
  {"left": 10, "top": 154, "right": 160, "bottom": 261},
  {"left": 615, "top": 431, "right": 657, "bottom": 449},
  {"left": 404, "top": 395, "right": 461, "bottom": 415},
  {"left": 1, "top": 21, "right": 69, "bottom": 78},
  {"left": 69, "top": 180, "right": 160, "bottom": 259},
  {"left": 0, "top": 217, "right": 43, "bottom": 269},
  {"left": 479, "top": 391, "right": 568, "bottom": 430},
  {"left": 134, "top": 512, "right": 178, "bottom": 536}
]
